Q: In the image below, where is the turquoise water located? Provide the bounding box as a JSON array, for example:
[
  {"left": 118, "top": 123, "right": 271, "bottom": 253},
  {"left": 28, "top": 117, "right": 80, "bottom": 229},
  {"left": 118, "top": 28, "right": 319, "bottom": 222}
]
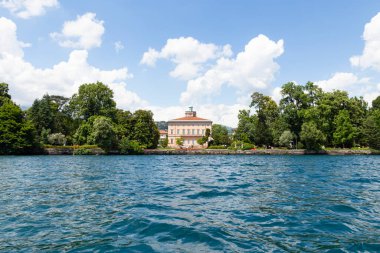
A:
[{"left": 0, "top": 155, "right": 380, "bottom": 252}]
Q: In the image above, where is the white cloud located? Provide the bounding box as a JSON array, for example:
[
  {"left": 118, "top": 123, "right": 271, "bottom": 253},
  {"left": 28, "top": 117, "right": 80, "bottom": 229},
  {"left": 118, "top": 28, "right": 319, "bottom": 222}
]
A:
[
  {"left": 314, "top": 72, "right": 369, "bottom": 92},
  {"left": 0, "top": 17, "right": 30, "bottom": 57},
  {"left": 314, "top": 72, "right": 380, "bottom": 104},
  {"left": 50, "top": 12, "right": 105, "bottom": 50},
  {"left": 141, "top": 37, "right": 233, "bottom": 80},
  {"left": 0, "top": 0, "right": 58, "bottom": 19},
  {"left": 180, "top": 34, "right": 284, "bottom": 104},
  {"left": 350, "top": 12, "right": 380, "bottom": 71},
  {"left": 114, "top": 41, "right": 124, "bottom": 53},
  {"left": 0, "top": 17, "right": 146, "bottom": 110},
  {"left": 148, "top": 104, "right": 248, "bottom": 128}
]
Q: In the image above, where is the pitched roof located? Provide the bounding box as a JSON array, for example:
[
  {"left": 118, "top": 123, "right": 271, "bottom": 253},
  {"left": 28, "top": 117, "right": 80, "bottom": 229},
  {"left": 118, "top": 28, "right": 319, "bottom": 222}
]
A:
[
  {"left": 172, "top": 116, "right": 210, "bottom": 121},
  {"left": 159, "top": 130, "right": 168, "bottom": 134}
]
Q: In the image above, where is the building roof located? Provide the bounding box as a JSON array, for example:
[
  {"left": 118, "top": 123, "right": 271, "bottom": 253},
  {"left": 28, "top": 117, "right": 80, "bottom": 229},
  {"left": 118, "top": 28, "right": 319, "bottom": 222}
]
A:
[
  {"left": 159, "top": 130, "right": 168, "bottom": 134},
  {"left": 172, "top": 116, "right": 209, "bottom": 121}
]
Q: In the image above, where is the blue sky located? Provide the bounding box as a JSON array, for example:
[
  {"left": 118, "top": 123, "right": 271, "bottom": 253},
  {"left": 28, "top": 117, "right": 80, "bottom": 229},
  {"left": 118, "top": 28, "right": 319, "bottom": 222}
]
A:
[{"left": 1, "top": 0, "right": 380, "bottom": 126}]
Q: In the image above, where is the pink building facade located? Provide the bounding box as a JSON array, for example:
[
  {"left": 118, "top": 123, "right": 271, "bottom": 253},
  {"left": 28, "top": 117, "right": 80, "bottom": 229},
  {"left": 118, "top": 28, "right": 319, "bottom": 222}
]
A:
[{"left": 168, "top": 108, "right": 212, "bottom": 149}]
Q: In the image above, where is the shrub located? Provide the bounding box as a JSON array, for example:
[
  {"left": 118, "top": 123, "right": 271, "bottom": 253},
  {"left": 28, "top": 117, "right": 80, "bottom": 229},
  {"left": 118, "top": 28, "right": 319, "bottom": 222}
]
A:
[
  {"left": 120, "top": 137, "right": 145, "bottom": 154},
  {"left": 47, "top": 133, "right": 67, "bottom": 146},
  {"left": 207, "top": 145, "right": 227, "bottom": 149},
  {"left": 73, "top": 148, "right": 92, "bottom": 155}
]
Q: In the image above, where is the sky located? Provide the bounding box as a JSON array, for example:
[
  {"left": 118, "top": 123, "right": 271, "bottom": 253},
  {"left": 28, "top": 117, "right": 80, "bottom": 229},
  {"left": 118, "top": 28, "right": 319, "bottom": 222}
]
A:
[{"left": 1, "top": 0, "right": 380, "bottom": 127}]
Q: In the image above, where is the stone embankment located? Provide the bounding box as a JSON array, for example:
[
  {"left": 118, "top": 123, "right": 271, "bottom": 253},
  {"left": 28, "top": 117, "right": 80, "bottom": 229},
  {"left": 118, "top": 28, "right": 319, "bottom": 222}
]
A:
[
  {"left": 144, "top": 149, "right": 377, "bottom": 155},
  {"left": 44, "top": 147, "right": 105, "bottom": 155}
]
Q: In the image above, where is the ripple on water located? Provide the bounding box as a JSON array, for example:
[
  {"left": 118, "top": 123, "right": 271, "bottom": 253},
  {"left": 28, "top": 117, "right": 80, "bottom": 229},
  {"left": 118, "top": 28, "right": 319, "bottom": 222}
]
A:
[{"left": 0, "top": 155, "right": 380, "bottom": 252}]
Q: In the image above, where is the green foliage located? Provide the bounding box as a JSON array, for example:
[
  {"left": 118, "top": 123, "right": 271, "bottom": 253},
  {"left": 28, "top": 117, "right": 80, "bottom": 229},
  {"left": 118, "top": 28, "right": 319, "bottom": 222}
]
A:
[
  {"left": 234, "top": 110, "right": 256, "bottom": 143},
  {"left": 279, "top": 130, "right": 294, "bottom": 148},
  {"left": 87, "top": 116, "right": 117, "bottom": 152},
  {"left": 130, "top": 110, "right": 159, "bottom": 149},
  {"left": 0, "top": 82, "right": 11, "bottom": 106},
  {"left": 69, "top": 82, "right": 117, "bottom": 120},
  {"left": 119, "top": 137, "right": 144, "bottom": 154},
  {"left": 229, "top": 141, "right": 255, "bottom": 150},
  {"left": 363, "top": 110, "right": 380, "bottom": 150},
  {"left": 197, "top": 136, "right": 207, "bottom": 146},
  {"left": 176, "top": 137, "right": 184, "bottom": 147},
  {"left": 159, "top": 137, "right": 168, "bottom": 148},
  {"left": 208, "top": 145, "right": 227, "bottom": 149},
  {"left": 47, "top": 133, "right": 67, "bottom": 146},
  {"left": 211, "top": 124, "right": 230, "bottom": 146},
  {"left": 333, "top": 110, "right": 357, "bottom": 148},
  {"left": 0, "top": 99, "right": 37, "bottom": 154},
  {"left": 372, "top": 96, "right": 380, "bottom": 110},
  {"left": 73, "top": 148, "right": 93, "bottom": 155},
  {"left": 300, "top": 121, "right": 326, "bottom": 150}
]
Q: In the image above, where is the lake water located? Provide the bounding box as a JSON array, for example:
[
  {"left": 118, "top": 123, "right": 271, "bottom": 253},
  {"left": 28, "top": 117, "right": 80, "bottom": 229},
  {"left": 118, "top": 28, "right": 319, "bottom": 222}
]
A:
[{"left": 0, "top": 155, "right": 379, "bottom": 252}]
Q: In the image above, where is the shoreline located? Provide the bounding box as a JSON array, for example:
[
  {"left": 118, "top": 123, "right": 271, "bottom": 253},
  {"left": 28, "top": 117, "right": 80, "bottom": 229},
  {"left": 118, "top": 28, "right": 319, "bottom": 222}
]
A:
[{"left": 41, "top": 147, "right": 380, "bottom": 155}]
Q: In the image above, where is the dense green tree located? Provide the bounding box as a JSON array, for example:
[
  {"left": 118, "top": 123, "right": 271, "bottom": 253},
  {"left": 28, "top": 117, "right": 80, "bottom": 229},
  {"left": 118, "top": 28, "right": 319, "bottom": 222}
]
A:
[
  {"left": 372, "top": 96, "right": 380, "bottom": 110},
  {"left": 176, "top": 137, "right": 184, "bottom": 147},
  {"left": 211, "top": 124, "right": 230, "bottom": 145},
  {"left": 69, "top": 82, "right": 117, "bottom": 120},
  {"left": 0, "top": 83, "right": 11, "bottom": 106},
  {"left": 159, "top": 137, "right": 169, "bottom": 148},
  {"left": 363, "top": 110, "right": 380, "bottom": 149},
  {"left": 300, "top": 121, "right": 326, "bottom": 150},
  {"left": 88, "top": 116, "right": 117, "bottom": 151},
  {"left": 119, "top": 137, "right": 144, "bottom": 154},
  {"left": 0, "top": 100, "right": 37, "bottom": 154},
  {"left": 27, "top": 94, "right": 73, "bottom": 137},
  {"left": 130, "top": 110, "right": 159, "bottom": 149},
  {"left": 279, "top": 130, "right": 294, "bottom": 148},
  {"left": 234, "top": 110, "right": 256, "bottom": 143},
  {"left": 250, "top": 92, "right": 279, "bottom": 146},
  {"left": 333, "top": 110, "right": 357, "bottom": 148},
  {"left": 73, "top": 122, "right": 92, "bottom": 145}
]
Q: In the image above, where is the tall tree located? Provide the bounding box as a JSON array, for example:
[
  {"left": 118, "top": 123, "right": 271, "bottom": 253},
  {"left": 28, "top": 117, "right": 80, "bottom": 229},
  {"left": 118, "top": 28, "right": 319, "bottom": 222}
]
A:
[
  {"left": 333, "top": 110, "right": 357, "bottom": 148},
  {"left": 300, "top": 121, "right": 326, "bottom": 150},
  {"left": 69, "top": 82, "right": 117, "bottom": 120},
  {"left": 0, "top": 100, "right": 37, "bottom": 154},
  {"left": 211, "top": 124, "right": 230, "bottom": 146},
  {"left": 130, "top": 110, "right": 159, "bottom": 149}
]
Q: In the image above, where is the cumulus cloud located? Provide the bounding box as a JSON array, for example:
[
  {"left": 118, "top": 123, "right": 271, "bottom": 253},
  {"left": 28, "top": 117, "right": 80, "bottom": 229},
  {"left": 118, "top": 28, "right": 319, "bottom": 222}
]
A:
[
  {"left": 180, "top": 34, "right": 284, "bottom": 104},
  {"left": 314, "top": 72, "right": 380, "bottom": 104},
  {"left": 148, "top": 103, "right": 248, "bottom": 128},
  {"left": 315, "top": 72, "right": 369, "bottom": 92},
  {"left": 141, "top": 37, "right": 233, "bottom": 80},
  {"left": 50, "top": 12, "right": 105, "bottom": 50},
  {"left": 0, "top": 17, "right": 146, "bottom": 110},
  {"left": 350, "top": 12, "right": 380, "bottom": 71},
  {"left": 0, "top": 0, "right": 58, "bottom": 19},
  {"left": 0, "top": 17, "right": 30, "bottom": 57}
]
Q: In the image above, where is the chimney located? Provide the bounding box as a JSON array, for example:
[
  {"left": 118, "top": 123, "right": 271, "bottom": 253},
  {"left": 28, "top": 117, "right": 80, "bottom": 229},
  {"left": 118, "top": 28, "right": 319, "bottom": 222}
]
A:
[{"left": 185, "top": 106, "right": 196, "bottom": 117}]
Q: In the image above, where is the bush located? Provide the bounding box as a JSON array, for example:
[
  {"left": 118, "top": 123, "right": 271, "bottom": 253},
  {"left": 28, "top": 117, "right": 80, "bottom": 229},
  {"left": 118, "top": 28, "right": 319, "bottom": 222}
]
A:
[
  {"left": 73, "top": 148, "right": 92, "bottom": 155},
  {"left": 207, "top": 145, "right": 227, "bottom": 149},
  {"left": 47, "top": 133, "right": 67, "bottom": 146},
  {"left": 229, "top": 141, "right": 256, "bottom": 150},
  {"left": 119, "top": 137, "right": 145, "bottom": 154}
]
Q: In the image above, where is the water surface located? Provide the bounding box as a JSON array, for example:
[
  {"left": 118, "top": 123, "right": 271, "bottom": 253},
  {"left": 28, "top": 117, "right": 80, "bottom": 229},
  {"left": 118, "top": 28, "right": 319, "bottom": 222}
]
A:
[{"left": 0, "top": 155, "right": 380, "bottom": 252}]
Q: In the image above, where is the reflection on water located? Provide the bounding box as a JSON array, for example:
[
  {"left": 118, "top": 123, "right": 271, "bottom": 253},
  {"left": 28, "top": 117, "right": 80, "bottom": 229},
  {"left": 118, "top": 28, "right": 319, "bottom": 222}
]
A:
[{"left": 0, "top": 155, "right": 380, "bottom": 252}]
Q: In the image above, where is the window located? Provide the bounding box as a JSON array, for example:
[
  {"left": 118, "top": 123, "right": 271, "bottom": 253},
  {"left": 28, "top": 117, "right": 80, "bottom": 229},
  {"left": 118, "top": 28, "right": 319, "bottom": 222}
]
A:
[
  {"left": 177, "top": 129, "right": 179, "bottom": 134},
  {"left": 170, "top": 138, "right": 173, "bottom": 144},
  {"left": 171, "top": 129, "right": 173, "bottom": 134},
  {"left": 192, "top": 140, "right": 195, "bottom": 145},
  {"left": 192, "top": 129, "right": 195, "bottom": 135},
  {"left": 187, "top": 129, "right": 190, "bottom": 134},
  {"left": 197, "top": 129, "right": 200, "bottom": 135},
  {"left": 202, "top": 129, "right": 205, "bottom": 135},
  {"left": 182, "top": 129, "right": 185, "bottom": 134}
]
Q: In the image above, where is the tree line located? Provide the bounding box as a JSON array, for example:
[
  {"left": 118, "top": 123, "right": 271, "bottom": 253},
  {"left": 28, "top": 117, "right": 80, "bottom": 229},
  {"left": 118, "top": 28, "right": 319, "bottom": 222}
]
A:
[
  {"left": 0, "top": 82, "right": 159, "bottom": 154},
  {"left": 234, "top": 82, "right": 380, "bottom": 150}
]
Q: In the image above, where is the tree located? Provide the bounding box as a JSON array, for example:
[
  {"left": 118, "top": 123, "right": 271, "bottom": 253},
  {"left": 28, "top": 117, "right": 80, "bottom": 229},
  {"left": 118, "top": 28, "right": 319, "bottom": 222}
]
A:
[
  {"left": 119, "top": 137, "right": 144, "bottom": 154},
  {"left": 48, "top": 133, "right": 67, "bottom": 146},
  {"left": 363, "top": 110, "right": 380, "bottom": 149},
  {"left": 69, "top": 82, "right": 117, "bottom": 120},
  {"left": 333, "top": 110, "right": 357, "bottom": 148},
  {"left": 159, "top": 137, "right": 168, "bottom": 148},
  {"left": 87, "top": 116, "right": 117, "bottom": 152},
  {"left": 279, "top": 130, "right": 294, "bottom": 148},
  {"left": 130, "top": 110, "right": 159, "bottom": 149},
  {"left": 0, "top": 82, "right": 11, "bottom": 106},
  {"left": 234, "top": 110, "right": 256, "bottom": 143},
  {"left": 211, "top": 124, "right": 230, "bottom": 146},
  {"left": 0, "top": 100, "right": 37, "bottom": 154},
  {"left": 300, "top": 121, "right": 326, "bottom": 150},
  {"left": 176, "top": 137, "right": 184, "bottom": 147},
  {"left": 372, "top": 96, "right": 380, "bottom": 110}
]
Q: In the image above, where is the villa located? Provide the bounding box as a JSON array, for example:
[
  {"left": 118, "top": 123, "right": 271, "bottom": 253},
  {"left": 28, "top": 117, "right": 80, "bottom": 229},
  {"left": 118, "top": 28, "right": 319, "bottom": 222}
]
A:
[{"left": 168, "top": 107, "right": 212, "bottom": 149}]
